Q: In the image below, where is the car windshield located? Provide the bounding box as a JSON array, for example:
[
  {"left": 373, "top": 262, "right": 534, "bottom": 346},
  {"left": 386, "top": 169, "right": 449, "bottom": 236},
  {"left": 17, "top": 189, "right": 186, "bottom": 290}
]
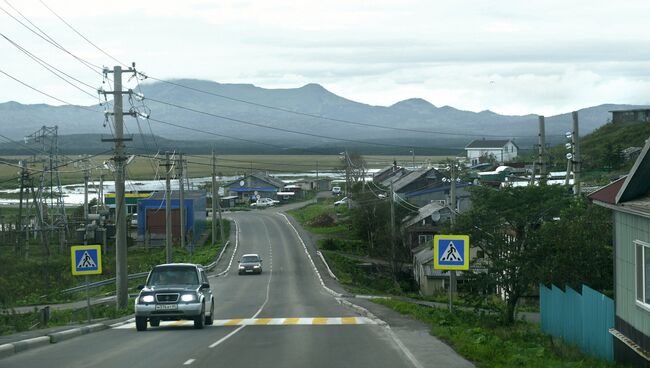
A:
[
  {"left": 241, "top": 256, "right": 259, "bottom": 263},
  {"left": 147, "top": 266, "right": 199, "bottom": 286}
]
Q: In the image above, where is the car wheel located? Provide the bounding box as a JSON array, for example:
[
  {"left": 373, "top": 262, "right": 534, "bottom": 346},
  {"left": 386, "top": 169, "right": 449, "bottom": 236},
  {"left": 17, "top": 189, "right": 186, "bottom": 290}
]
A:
[
  {"left": 205, "top": 300, "right": 214, "bottom": 325},
  {"left": 149, "top": 318, "right": 160, "bottom": 327},
  {"left": 194, "top": 304, "right": 205, "bottom": 329},
  {"left": 135, "top": 316, "right": 148, "bottom": 331}
]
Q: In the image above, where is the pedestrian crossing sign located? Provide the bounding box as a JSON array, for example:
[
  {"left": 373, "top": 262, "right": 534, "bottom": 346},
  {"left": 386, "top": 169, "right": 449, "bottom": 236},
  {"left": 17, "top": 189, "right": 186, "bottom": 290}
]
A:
[
  {"left": 433, "top": 235, "right": 470, "bottom": 270},
  {"left": 71, "top": 245, "right": 102, "bottom": 275}
]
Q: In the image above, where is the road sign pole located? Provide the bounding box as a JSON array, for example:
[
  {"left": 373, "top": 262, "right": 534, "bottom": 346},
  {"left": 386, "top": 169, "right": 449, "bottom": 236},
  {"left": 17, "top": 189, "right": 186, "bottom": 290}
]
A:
[{"left": 86, "top": 275, "right": 91, "bottom": 323}]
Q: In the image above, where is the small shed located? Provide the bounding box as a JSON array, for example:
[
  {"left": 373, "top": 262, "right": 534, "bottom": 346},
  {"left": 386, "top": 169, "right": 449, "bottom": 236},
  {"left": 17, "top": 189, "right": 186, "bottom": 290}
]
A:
[
  {"left": 224, "top": 173, "right": 284, "bottom": 203},
  {"left": 136, "top": 190, "right": 207, "bottom": 246},
  {"left": 610, "top": 109, "right": 650, "bottom": 124}
]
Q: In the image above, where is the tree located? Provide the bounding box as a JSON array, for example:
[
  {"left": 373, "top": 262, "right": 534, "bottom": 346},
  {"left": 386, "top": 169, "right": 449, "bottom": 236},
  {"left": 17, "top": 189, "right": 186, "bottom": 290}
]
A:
[
  {"left": 449, "top": 185, "right": 571, "bottom": 324},
  {"left": 537, "top": 199, "right": 613, "bottom": 292}
]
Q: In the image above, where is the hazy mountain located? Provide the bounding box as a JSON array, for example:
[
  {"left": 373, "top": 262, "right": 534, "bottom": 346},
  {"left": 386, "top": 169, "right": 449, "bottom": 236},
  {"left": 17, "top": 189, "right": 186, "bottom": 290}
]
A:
[{"left": 0, "top": 79, "right": 647, "bottom": 154}]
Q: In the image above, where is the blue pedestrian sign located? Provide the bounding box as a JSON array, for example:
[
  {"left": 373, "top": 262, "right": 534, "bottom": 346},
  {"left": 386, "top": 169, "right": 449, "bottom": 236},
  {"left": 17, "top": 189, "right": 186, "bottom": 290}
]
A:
[
  {"left": 433, "top": 235, "right": 470, "bottom": 270},
  {"left": 71, "top": 245, "right": 102, "bottom": 276}
]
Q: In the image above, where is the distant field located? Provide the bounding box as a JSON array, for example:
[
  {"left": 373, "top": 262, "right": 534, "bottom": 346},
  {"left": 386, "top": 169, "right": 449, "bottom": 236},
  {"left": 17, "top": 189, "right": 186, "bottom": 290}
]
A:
[{"left": 0, "top": 154, "right": 451, "bottom": 188}]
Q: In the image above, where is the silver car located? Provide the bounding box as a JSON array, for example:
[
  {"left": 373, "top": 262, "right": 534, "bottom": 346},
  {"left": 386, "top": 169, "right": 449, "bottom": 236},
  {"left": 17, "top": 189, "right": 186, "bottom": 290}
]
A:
[
  {"left": 238, "top": 254, "right": 263, "bottom": 275},
  {"left": 135, "top": 263, "right": 214, "bottom": 331}
]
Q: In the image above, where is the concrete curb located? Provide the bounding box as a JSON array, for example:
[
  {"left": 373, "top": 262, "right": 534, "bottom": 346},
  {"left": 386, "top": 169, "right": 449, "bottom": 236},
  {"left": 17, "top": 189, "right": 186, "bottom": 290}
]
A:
[
  {"left": 0, "top": 316, "right": 134, "bottom": 360},
  {"left": 316, "top": 251, "right": 338, "bottom": 280},
  {"left": 11, "top": 336, "right": 50, "bottom": 353},
  {"left": 0, "top": 343, "right": 15, "bottom": 359},
  {"left": 48, "top": 323, "right": 109, "bottom": 343},
  {"left": 336, "top": 298, "right": 387, "bottom": 326}
]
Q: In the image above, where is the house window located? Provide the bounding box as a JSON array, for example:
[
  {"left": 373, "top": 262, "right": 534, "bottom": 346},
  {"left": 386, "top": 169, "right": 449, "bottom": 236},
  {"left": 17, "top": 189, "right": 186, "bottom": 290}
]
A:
[
  {"left": 418, "top": 234, "right": 433, "bottom": 245},
  {"left": 635, "top": 240, "right": 650, "bottom": 307}
]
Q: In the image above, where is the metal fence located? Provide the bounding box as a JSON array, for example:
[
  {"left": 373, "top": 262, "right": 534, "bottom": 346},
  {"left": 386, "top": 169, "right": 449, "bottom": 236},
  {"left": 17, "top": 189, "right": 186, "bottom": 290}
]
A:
[
  {"left": 540, "top": 284, "right": 614, "bottom": 361},
  {"left": 61, "top": 240, "right": 230, "bottom": 294}
]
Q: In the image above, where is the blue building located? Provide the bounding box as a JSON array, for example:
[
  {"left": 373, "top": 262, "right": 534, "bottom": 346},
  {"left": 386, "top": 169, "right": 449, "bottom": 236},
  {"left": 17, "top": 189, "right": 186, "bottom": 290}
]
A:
[{"left": 136, "top": 190, "right": 207, "bottom": 246}]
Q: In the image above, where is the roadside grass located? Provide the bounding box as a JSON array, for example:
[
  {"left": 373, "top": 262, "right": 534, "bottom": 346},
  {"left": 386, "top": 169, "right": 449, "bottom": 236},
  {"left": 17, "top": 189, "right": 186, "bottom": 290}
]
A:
[
  {"left": 375, "top": 299, "right": 620, "bottom": 368},
  {"left": 0, "top": 220, "right": 230, "bottom": 308},
  {"left": 0, "top": 298, "right": 135, "bottom": 336},
  {"left": 287, "top": 201, "right": 352, "bottom": 236}
]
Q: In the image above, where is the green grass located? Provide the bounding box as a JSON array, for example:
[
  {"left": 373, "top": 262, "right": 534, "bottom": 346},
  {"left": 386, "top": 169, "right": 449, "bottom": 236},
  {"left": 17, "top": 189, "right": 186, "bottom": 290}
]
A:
[
  {"left": 287, "top": 201, "right": 352, "bottom": 235},
  {"left": 0, "top": 220, "right": 230, "bottom": 308},
  {"left": 375, "top": 299, "right": 620, "bottom": 368}
]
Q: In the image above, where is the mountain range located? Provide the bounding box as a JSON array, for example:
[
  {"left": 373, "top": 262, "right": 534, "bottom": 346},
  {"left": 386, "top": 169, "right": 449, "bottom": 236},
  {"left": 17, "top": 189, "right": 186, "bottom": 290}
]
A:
[{"left": 0, "top": 79, "right": 646, "bottom": 155}]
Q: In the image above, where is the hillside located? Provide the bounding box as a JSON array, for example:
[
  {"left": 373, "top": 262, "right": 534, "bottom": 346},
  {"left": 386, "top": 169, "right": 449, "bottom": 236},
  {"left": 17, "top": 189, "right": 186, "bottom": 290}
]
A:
[
  {"left": 1, "top": 79, "right": 648, "bottom": 154},
  {"left": 547, "top": 121, "right": 650, "bottom": 183}
]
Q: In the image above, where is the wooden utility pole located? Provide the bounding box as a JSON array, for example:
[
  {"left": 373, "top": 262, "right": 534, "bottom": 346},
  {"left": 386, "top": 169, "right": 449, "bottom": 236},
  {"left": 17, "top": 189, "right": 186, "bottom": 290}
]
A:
[
  {"left": 178, "top": 153, "right": 185, "bottom": 250},
  {"left": 165, "top": 152, "right": 172, "bottom": 263},
  {"left": 211, "top": 151, "right": 217, "bottom": 246}
]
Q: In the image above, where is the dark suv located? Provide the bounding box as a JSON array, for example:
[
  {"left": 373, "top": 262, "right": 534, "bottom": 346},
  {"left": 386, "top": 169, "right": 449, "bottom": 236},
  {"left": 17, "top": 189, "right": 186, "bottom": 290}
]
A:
[{"left": 135, "top": 263, "right": 214, "bottom": 331}]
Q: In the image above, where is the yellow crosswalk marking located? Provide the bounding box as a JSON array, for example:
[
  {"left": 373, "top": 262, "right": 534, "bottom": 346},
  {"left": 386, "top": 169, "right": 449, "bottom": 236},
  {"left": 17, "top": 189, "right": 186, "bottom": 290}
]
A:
[
  {"left": 224, "top": 319, "right": 242, "bottom": 326},
  {"left": 283, "top": 318, "right": 300, "bottom": 325},
  {"left": 312, "top": 318, "right": 328, "bottom": 325},
  {"left": 341, "top": 317, "right": 357, "bottom": 325},
  {"left": 255, "top": 318, "right": 272, "bottom": 325}
]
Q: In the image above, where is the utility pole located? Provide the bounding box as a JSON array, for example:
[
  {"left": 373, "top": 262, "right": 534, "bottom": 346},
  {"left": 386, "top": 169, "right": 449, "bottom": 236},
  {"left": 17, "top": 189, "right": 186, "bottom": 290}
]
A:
[
  {"left": 538, "top": 116, "right": 546, "bottom": 185},
  {"left": 572, "top": 111, "right": 581, "bottom": 196},
  {"left": 344, "top": 150, "right": 350, "bottom": 198},
  {"left": 83, "top": 167, "right": 90, "bottom": 222},
  {"left": 389, "top": 180, "right": 396, "bottom": 276},
  {"left": 101, "top": 65, "right": 135, "bottom": 310},
  {"left": 178, "top": 153, "right": 185, "bottom": 250},
  {"left": 16, "top": 161, "right": 26, "bottom": 255},
  {"left": 211, "top": 150, "right": 217, "bottom": 246},
  {"left": 165, "top": 152, "right": 172, "bottom": 263},
  {"left": 410, "top": 148, "right": 415, "bottom": 169},
  {"left": 449, "top": 162, "right": 457, "bottom": 311}
]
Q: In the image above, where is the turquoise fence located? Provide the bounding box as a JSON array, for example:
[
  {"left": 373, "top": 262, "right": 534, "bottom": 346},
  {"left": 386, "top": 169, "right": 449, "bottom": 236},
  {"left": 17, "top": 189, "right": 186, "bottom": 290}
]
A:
[{"left": 539, "top": 284, "right": 614, "bottom": 361}]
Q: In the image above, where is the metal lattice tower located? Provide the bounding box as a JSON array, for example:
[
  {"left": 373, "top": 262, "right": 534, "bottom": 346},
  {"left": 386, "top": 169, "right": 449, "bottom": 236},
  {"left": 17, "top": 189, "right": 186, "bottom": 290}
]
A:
[{"left": 24, "top": 125, "right": 68, "bottom": 236}]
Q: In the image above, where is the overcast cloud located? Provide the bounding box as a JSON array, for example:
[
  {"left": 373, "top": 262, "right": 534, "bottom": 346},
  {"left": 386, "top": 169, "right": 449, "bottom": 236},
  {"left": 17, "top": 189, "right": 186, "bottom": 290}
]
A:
[{"left": 1, "top": 0, "right": 650, "bottom": 115}]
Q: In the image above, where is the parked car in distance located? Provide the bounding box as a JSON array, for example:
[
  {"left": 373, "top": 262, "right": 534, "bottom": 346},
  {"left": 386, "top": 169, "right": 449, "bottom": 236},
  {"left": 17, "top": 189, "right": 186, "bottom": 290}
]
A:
[
  {"left": 238, "top": 254, "right": 263, "bottom": 274},
  {"left": 331, "top": 186, "right": 341, "bottom": 195},
  {"left": 134, "top": 263, "right": 214, "bottom": 331},
  {"left": 334, "top": 197, "right": 348, "bottom": 206},
  {"left": 250, "top": 197, "right": 276, "bottom": 208}
]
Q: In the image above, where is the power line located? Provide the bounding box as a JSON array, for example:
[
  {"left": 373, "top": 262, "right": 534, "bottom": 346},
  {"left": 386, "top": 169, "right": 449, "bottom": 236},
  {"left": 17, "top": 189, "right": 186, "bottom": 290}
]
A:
[
  {"left": 145, "top": 96, "right": 443, "bottom": 150},
  {"left": 1, "top": 32, "right": 98, "bottom": 100},
  {"left": 38, "top": 0, "right": 128, "bottom": 68},
  {"left": 0, "top": 3, "right": 102, "bottom": 76}
]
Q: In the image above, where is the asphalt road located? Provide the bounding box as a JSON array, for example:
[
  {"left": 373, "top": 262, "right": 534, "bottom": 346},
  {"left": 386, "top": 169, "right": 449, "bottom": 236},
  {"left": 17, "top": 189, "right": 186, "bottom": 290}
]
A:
[{"left": 1, "top": 210, "right": 419, "bottom": 368}]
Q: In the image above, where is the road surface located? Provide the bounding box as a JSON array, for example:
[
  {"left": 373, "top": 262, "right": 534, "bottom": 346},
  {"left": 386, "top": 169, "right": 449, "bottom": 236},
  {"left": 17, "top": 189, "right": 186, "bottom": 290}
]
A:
[{"left": 1, "top": 210, "right": 427, "bottom": 368}]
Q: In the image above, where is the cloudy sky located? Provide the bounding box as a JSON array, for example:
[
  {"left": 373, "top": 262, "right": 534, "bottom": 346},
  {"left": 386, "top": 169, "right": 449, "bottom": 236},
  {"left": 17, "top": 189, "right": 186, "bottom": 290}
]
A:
[{"left": 1, "top": 0, "right": 650, "bottom": 116}]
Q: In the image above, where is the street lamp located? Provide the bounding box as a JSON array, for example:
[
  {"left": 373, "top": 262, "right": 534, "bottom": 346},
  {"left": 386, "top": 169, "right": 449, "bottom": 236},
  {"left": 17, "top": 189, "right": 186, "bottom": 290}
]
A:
[{"left": 409, "top": 149, "right": 415, "bottom": 169}]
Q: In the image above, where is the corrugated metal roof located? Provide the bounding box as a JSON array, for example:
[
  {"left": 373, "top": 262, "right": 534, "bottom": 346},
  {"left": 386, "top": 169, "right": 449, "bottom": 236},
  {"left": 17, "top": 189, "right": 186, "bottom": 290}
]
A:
[
  {"left": 402, "top": 202, "right": 447, "bottom": 228},
  {"left": 392, "top": 168, "right": 440, "bottom": 192},
  {"left": 587, "top": 177, "right": 627, "bottom": 205},
  {"left": 465, "top": 139, "right": 516, "bottom": 149}
]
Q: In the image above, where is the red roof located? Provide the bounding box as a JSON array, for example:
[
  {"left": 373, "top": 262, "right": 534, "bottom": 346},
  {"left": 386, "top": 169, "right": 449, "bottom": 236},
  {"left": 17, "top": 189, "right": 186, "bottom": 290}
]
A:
[{"left": 588, "top": 177, "right": 626, "bottom": 204}]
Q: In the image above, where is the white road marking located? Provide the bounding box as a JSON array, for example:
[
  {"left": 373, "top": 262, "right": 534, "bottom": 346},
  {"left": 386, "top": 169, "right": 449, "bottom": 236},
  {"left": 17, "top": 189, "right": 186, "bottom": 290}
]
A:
[
  {"left": 209, "top": 218, "right": 274, "bottom": 349},
  {"left": 183, "top": 359, "right": 195, "bottom": 365}
]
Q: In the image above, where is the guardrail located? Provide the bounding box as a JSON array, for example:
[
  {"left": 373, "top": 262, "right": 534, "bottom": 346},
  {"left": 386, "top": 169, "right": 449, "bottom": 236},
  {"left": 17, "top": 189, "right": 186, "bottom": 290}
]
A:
[{"left": 60, "top": 240, "right": 230, "bottom": 294}]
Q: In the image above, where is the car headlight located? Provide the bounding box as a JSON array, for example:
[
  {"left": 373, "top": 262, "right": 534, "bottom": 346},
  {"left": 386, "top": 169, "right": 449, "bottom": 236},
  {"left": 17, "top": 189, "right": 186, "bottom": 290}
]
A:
[
  {"left": 181, "top": 294, "right": 197, "bottom": 302},
  {"left": 253, "top": 265, "right": 260, "bottom": 268},
  {"left": 238, "top": 265, "right": 245, "bottom": 269},
  {"left": 140, "top": 295, "right": 154, "bottom": 303}
]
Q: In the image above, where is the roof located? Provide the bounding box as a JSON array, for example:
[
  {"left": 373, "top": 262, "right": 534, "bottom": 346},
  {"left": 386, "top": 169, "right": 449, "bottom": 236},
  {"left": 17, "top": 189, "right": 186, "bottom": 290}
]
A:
[
  {"left": 587, "top": 176, "right": 627, "bottom": 205},
  {"left": 616, "top": 138, "right": 650, "bottom": 204},
  {"left": 465, "top": 139, "right": 517, "bottom": 149},
  {"left": 149, "top": 190, "right": 206, "bottom": 201},
  {"left": 402, "top": 202, "right": 447, "bottom": 228},
  {"left": 609, "top": 109, "right": 650, "bottom": 113},
  {"left": 224, "top": 173, "right": 284, "bottom": 189},
  {"left": 392, "top": 167, "right": 441, "bottom": 192},
  {"left": 414, "top": 247, "right": 434, "bottom": 264}
]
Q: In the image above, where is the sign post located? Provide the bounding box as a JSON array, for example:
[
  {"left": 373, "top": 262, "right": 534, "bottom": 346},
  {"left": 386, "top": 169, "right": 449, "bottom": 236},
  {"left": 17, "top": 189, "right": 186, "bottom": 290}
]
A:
[
  {"left": 71, "top": 245, "right": 102, "bottom": 323},
  {"left": 433, "top": 235, "right": 469, "bottom": 311}
]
